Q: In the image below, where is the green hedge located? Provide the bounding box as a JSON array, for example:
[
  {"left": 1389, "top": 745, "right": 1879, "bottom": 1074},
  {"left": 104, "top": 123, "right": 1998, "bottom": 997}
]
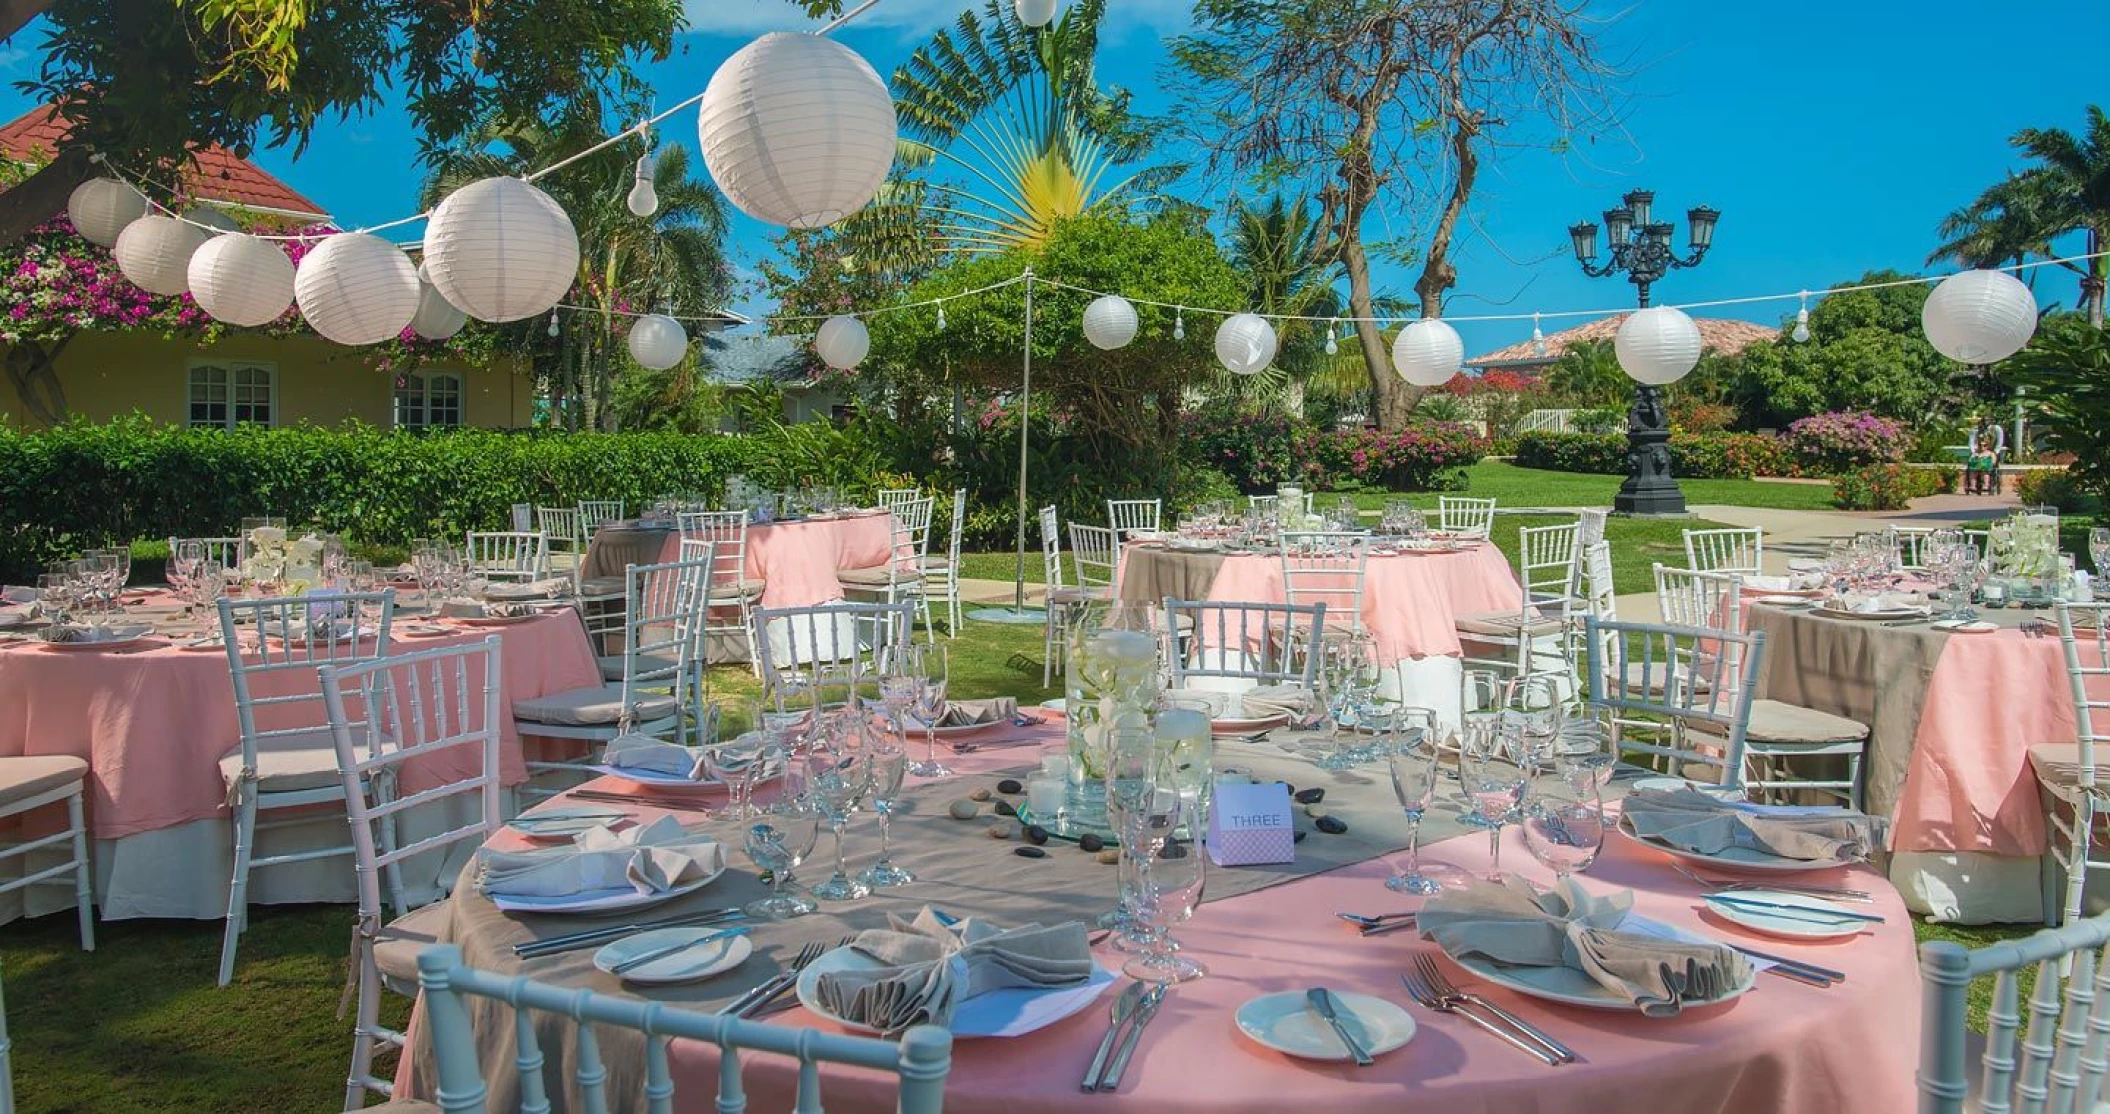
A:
[
  {"left": 1510, "top": 430, "right": 1794, "bottom": 481},
  {"left": 0, "top": 418, "right": 755, "bottom": 581},
  {"left": 1830, "top": 464, "right": 1959, "bottom": 511}
]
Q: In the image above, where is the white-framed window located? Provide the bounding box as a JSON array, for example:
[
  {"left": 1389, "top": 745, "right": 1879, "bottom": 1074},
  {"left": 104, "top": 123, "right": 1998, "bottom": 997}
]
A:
[
  {"left": 395, "top": 371, "right": 463, "bottom": 431},
  {"left": 187, "top": 360, "right": 275, "bottom": 429}
]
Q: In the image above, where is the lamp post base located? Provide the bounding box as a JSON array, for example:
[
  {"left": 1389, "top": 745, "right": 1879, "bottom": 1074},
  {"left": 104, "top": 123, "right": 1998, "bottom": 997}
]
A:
[{"left": 1613, "top": 383, "right": 1687, "bottom": 516}]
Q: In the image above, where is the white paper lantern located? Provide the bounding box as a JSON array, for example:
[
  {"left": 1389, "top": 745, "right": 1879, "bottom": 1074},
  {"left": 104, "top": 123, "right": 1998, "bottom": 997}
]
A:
[
  {"left": 1082, "top": 295, "right": 1138, "bottom": 349},
  {"left": 627, "top": 313, "right": 689, "bottom": 370},
  {"left": 112, "top": 214, "right": 208, "bottom": 296},
  {"left": 815, "top": 315, "right": 870, "bottom": 370},
  {"left": 410, "top": 282, "right": 467, "bottom": 341},
  {"left": 1214, "top": 313, "right": 1277, "bottom": 375},
  {"left": 698, "top": 32, "right": 897, "bottom": 229},
  {"left": 181, "top": 206, "right": 240, "bottom": 235},
  {"left": 1613, "top": 306, "right": 1704, "bottom": 386},
  {"left": 1016, "top": 0, "right": 1058, "bottom": 26},
  {"left": 1923, "top": 269, "right": 2039, "bottom": 364},
  {"left": 422, "top": 176, "right": 580, "bottom": 322},
  {"left": 1391, "top": 318, "right": 1465, "bottom": 387},
  {"left": 186, "top": 233, "right": 294, "bottom": 327},
  {"left": 66, "top": 178, "right": 147, "bottom": 247},
  {"left": 294, "top": 232, "right": 420, "bottom": 346}
]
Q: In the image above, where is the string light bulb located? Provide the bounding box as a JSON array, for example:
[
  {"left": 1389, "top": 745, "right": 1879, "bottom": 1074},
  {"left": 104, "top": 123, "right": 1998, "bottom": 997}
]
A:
[
  {"left": 1173, "top": 306, "right": 1185, "bottom": 341},
  {"left": 1531, "top": 312, "right": 1546, "bottom": 357},
  {"left": 546, "top": 310, "right": 561, "bottom": 338},
  {"left": 1791, "top": 291, "right": 1811, "bottom": 343},
  {"left": 627, "top": 151, "right": 659, "bottom": 218},
  {"left": 1325, "top": 318, "right": 1339, "bottom": 356},
  {"left": 936, "top": 303, "right": 946, "bottom": 331}
]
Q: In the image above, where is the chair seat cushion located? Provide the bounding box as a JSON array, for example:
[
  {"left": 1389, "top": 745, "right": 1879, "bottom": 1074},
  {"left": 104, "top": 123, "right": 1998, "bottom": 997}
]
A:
[
  {"left": 513, "top": 685, "right": 679, "bottom": 727},
  {"left": 1454, "top": 611, "right": 1564, "bottom": 638},
  {"left": 373, "top": 900, "right": 451, "bottom": 989},
  {"left": 706, "top": 578, "right": 766, "bottom": 602},
  {"left": 0, "top": 755, "right": 88, "bottom": 807},
  {"left": 2029, "top": 744, "right": 2110, "bottom": 797},
  {"left": 1046, "top": 585, "right": 1111, "bottom": 605},
  {"left": 597, "top": 654, "right": 682, "bottom": 683},
  {"left": 1742, "top": 699, "right": 1869, "bottom": 745},
  {"left": 217, "top": 728, "right": 343, "bottom": 793},
  {"left": 578, "top": 576, "right": 627, "bottom": 599},
  {"left": 837, "top": 565, "right": 920, "bottom": 588}
]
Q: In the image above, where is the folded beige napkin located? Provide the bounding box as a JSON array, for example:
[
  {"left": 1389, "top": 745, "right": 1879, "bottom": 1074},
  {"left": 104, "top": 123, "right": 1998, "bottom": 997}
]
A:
[
  {"left": 484, "top": 578, "right": 573, "bottom": 601},
  {"left": 1239, "top": 684, "right": 1317, "bottom": 721},
  {"left": 601, "top": 733, "right": 707, "bottom": 780},
  {"left": 438, "top": 598, "right": 488, "bottom": 618},
  {"left": 1, "top": 587, "right": 34, "bottom": 605},
  {"left": 934, "top": 698, "right": 1018, "bottom": 728},
  {"left": 1418, "top": 875, "right": 1751, "bottom": 1016},
  {"left": 813, "top": 907, "right": 1093, "bottom": 1032},
  {"left": 476, "top": 816, "right": 723, "bottom": 898},
  {"left": 1621, "top": 788, "right": 1884, "bottom": 863}
]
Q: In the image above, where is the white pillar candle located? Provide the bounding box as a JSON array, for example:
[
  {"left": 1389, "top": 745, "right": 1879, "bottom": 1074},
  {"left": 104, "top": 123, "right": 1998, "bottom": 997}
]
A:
[{"left": 1026, "top": 774, "right": 1066, "bottom": 818}]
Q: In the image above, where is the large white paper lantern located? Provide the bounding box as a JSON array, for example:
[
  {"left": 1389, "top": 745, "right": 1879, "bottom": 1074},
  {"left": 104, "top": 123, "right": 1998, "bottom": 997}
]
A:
[
  {"left": 410, "top": 282, "right": 467, "bottom": 341},
  {"left": 295, "top": 232, "right": 420, "bottom": 345},
  {"left": 627, "top": 313, "right": 689, "bottom": 370},
  {"left": 1016, "top": 0, "right": 1058, "bottom": 26},
  {"left": 113, "top": 214, "right": 208, "bottom": 296},
  {"left": 187, "top": 233, "right": 294, "bottom": 327},
  {"left": 1214, "top": 313, "right": 1277, "bottom": 375},
  {"left": 67, "top": 178, "right": 147, "bottom": 247},
  {"left": 1391, "top": 318, "right": 1464, "bottom": 387},
  {"left": 815, "top": 315, "right": 870, "bottom": 370},
  {"left": 422, "top": 176, "right": 580, "bottom": 322},
  {"left": 1923, "top": 269, "right": 2039, "bottom": 364},
  {"left": 1082, "top": 295, "right": 1138, "bottom": 349},
  {"left": 181, "top": 206, "right": 240, "bottom": 235},
  {"left": 1613, "top": 306, "right": 1704, "bottom": 386},
  {"left": 698, "top": 32, "right": 897, "bottom": 229}
]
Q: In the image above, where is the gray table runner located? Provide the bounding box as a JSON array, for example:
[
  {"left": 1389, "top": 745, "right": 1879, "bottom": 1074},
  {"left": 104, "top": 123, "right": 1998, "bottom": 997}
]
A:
[
  {"left": 580, "top": 523, "right": 677, "bottom": 583},
  {"left": 1116, "top": 548, "right": 1229, "bottom": 607}
]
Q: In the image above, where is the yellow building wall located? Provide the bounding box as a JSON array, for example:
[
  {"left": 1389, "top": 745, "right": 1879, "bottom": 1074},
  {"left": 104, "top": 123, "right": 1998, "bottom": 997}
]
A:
[{"left": 0, "top": 331, "right": 533, "bottom": 429}]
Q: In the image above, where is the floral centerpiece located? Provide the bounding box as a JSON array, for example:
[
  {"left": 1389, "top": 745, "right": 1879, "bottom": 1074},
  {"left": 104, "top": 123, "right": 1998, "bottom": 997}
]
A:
[
  {"left": 241, "top": 525, "right": 325, "bottom": 593},
  {"left": 1987, "top": 512, "right": 2061, "bottom": 594},
  {"left": 1064, "top": 605, "right": 1159, "bottom": 830}
]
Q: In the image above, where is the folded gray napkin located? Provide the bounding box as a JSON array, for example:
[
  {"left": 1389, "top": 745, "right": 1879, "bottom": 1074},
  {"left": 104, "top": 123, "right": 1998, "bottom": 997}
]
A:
[
  {"left": 813, "top": 907, "right": 1093, "bottom": 1032},
  {"left": 1239, "top": 684, "right": 1316, "bottom": 722},
  {"left": 602, "top": 733, "right": 708, "bottom": 780},
  {"left": 476, "top": 816, "right": 723, "bottom": 898},
  {"left": 933, "top": 698, "right": 1018, "bottom": 728},
  {"left": 1621, "top": 788, "right": 1884, "bottom": 863},
  {"left": 1418, "top": 875, "right": 1751, "bottom": 1016},
  {"left": 438, "top": 598, "right": 488, "bottom": 619}
]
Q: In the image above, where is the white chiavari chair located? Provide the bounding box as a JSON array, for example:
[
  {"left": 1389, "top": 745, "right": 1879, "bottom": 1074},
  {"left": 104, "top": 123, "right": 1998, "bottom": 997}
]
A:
[
  {"left": 922, "top": 488, "right": 968, "bottom": 637},
  {"left": 1280, "top": 536, "right": 1369, "bottom": 644},
  {"left": 677, "top": 511, "right": 766, "bottom": 677},
  {"left": 839, "top": 496, "right": 933, "bottom": 636},
  {"left": 533, "top": 506, "right": 585, "bottom": 567},
  {"left": 1654, "top": 563, "right": 1742, "bottom": 631},
  {"left": 1892, "top": 526, "right": 1935, "bottom": 571},
  {"left": 1437, "top": 495, "right": 1496, "bottom": 539},
  {"left": 507, "top": 503, "right": 532, "bottom": 532},
  {"left": 318, "top": 637, "right": 504, "bottom": 1111},
  {"left": 415, "top": 943, "right": 953, "bottom": 1113},
  {"left": 577, "top": 500, "right": 626, "bottom": 538},
  {"left": 1069, "top": 523, "right": 1118, "bottom": 594},
  {"left": 1454, "top": 523, "right": 1576, "bottom": 682},
  {"left": 2039, "top": 602, "right": 2110, "bottom": 927},
  {"left": 0, "top": 755, "right": 94, "bottom": 954},
  {"left": 1584, "top": 615, "right": 1764, "bottom": 789},
  {"left": 751, "top": 600, "right": 913, "bottom": 713},
  {"left": 1918, "top": 912, "right": 2110, "bottom": 1114},
  {"left": 1247, "top": 494, "right": 1279, "bottom": 518},
  {"left": 214, "top": 590, "right": 398, "bottom": 986},
  {"left": 1040, "top": 505, "right": 1108, "bottom": 687},
  {"left": 1106, "top": 498, "right": 1163, "bottom": 540},
  {"left": 1683, "top": 526, "right": 1764, "bottom": 575},
  {"left": 877, "top": 488, "right": 921, "bottom": 516},
  {"left": 463, "top": 531, "right": 549, "bottom": 583},
  {"left": 1161, "top": 598, "right": 1326, "bottom": 695}
]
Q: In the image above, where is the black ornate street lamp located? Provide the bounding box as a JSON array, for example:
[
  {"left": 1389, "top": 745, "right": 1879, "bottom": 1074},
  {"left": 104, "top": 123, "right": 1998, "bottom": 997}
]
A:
[{"left": 1568, "top": 190, "right": 1721, "bottom": 515}]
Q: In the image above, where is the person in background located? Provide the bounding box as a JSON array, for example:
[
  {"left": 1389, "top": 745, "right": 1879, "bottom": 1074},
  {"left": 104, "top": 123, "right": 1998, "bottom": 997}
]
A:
[{"left": 1966, "top": 414, "right": 2007, "bottom": 495}]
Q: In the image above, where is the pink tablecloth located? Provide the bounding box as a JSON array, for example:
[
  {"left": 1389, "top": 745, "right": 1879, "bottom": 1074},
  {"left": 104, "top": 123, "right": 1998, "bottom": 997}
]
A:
[
  {"left": 0, "top": 610, "right": 600, "bottom": 840},
  {"left": 653, "top": 511, "right": 895, "bottom": 611}
]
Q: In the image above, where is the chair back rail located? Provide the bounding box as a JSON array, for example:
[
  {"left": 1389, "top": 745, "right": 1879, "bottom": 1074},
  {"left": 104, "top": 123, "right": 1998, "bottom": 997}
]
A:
[
  {"left": 1682, "top": 526, "right": 1763, "bottom": 576},
  {"left": 1039, "top": 506, "right": 1066, "bottom": 592},
  {"left": 465, "top": 532, "right": 550, "bottom": 582},
  {"left": 1161, "top": 598, "right": 1326, "bottom": 689},
  {"left": 1920, "top": 913, "right": 2110, "bottom": 1114},
  {"left": 1069, "top": 524, "right": 1118, "bottom": 591},
  {"left": 1583, "top": 615, "right": 1764, "bottom": 788},
  {"left": 752, "top": 601, "right": 913, "bottom": 711},
  {"left": 1437, "top": 496, "right": 1496, "bottom": 539},
  {"left": 1106, "top": 499, "right": 1163, "bottom": 540}
]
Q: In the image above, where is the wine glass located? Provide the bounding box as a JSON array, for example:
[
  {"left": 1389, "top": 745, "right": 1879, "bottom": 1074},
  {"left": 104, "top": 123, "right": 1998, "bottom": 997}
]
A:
[
  {"left": 1555, "top": 702, "right": 1620, "bottom": 793},
  {"left": 1504, "top": 675, "right": 1567, "bottom": 778},
  {"left": 1385, "top": 707, "right": 1447, "bottom": 895},
  {"left": 1459, "top": 718, "right": 1527, "bottom": 881},
  {"left": 2091, "top": 528, "right": 2110, "bottom": 578},
  {"left": 857, "top": 743, "right": 913, "bottom": 888},
  {"left": 805, "top": 710, "right": 874, "bottom": 902},
  {"left": 907, "top": 642, "right": 952, "bottom": 778},
  {"left": 1124, "top": 791, "right": 1208, "bottom": 985},
  {"left": 1522, "top": 784, "right": 1607, "bottom": 882},
  {"left": 34, "top": 573, "right": 71, "bottom": 626},
  {"left": 741, "top": 806, "right": 822, "bottom": 920}
]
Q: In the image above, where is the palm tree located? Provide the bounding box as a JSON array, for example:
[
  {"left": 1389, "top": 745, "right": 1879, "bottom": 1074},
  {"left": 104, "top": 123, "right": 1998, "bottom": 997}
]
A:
[
  {"left": 1930, "top": 105, "right": 2110, "bottom": 327},
  {"left": 421, "top": 116, "right": 733, "bottom": 429}
]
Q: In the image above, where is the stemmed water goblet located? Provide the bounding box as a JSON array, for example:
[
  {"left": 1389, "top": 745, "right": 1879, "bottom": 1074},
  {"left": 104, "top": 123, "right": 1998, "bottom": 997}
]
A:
[
  {"left": 1522, "top": 782, "right": 1607, "bottom": 883},
  {"left": 858, "top": 742, "right": 913, "bottom": 888},
  {"left": 1554, "top": 702, "right": 1620, "bottom": 793},
  {"left": 1504, "top": 675, "right": 1566, "bottom": 779},
  {"left": 1459, "top": 718, "right": 1528, "bottom": 881},
  {"left": 906, "top": 642, "right": 952, "bottom": 778},
  {"left": 1385, "top": 707, "right": 1449, "bottom": 895},
  {"left": 805, "top": 708, "right": 875, "bottom": 902},
  {"left": 741, "top": 804, "right": 822, "bottom": 920},
  {"left": 1124, "top": 788, "right": 1208, "bottom": 984},
  {"left": 34, "top": 573, "right": 72, "bottom": 626},
  {"left": 1315, "top": 634, "right": 1377, "bottom": 771}
]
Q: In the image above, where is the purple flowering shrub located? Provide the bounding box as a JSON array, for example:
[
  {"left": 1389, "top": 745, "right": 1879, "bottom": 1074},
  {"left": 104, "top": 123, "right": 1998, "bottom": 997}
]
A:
[
  {"left": 1180, "top": 410, "right": 1485, "bottom": 492},
  {"left": 1784, "top": 411, "right": 1909, "bottom": 474}
]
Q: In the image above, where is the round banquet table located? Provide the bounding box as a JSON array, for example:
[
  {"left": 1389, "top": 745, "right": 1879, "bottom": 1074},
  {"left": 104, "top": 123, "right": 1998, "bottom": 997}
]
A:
[
  {"left": 1746, "top": 599, "right": 2101, "bottom": 922},
  {"left": 1117, "top": 541, "right": 1525, "bottom": 724},
  {"left": 396, "top": 721, "right": 1917, "bottom": 1114},
  {"left": 0, "top": 602, "right": 600, "bottom": 920}
]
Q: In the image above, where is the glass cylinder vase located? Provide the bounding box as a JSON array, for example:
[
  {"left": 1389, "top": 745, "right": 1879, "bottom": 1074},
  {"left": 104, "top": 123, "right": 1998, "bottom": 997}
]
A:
[{"left": 1064, "top": 603, "right": 1160, "bottom": 832}]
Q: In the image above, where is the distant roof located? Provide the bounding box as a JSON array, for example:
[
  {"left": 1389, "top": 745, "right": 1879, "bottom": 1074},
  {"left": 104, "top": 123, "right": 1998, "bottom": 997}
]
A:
[
  {"left": 699, "top": 333, "right": 820, "bottom": 387},
  {"left": 1467, "top": 314, "right": 1780, "bottom": 369},
  {"left": 0, "top": 105, "right": 330, "bottom": 222}
]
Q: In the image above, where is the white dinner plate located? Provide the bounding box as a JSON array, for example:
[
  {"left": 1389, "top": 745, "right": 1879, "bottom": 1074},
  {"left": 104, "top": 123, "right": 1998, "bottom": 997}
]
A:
[
  {"left": 1443, "top": 918, "right": 1757, "bottom": 1012},
  {"left": 1617, "top": 812, "right": 1857, "bottom": 876},
  {"left": 40, "top": 630, "right": 155, "bottom": 652},
  {"left": 1751, "top": 594, "right": 1818, "bottom": 608},
  {"left": 505, "top": 806, "right": 632, "bottom": 840},
  {"left": 1234, "top": 990, "right": 1415, "bottom": 1061},
  {"left": 1212, "top": 714, "right": 1291, "bottom": 735},
  {"left": 1813, "top": 605, "right": 1930, "bottom": 622},
  {"left": 1931, "top": 619, "right": 1998, "bottom": 634},
  {"left": 794, "top": 946, "right": 1116, "bottom": 1038},
  {"left": 586, "top": 765, "right": 732, "bottom": 790},
  {"left": 920, "top": 719, "right": 1010, "bottom": 739},
  {"left": 489, "top": 871, "right": 721, "bottom": 916},
  {"left": 398, "top": 624, "right": 454, "bottom": 638},
  {"left": 454, "top": 613, "right": 541, "bottom": 626},
  {"left": 593, "top": 927, "right": 752, "bottom": 985},
  {"left": 1699, "top": 890, "right": 1870, "bottom": 942}
]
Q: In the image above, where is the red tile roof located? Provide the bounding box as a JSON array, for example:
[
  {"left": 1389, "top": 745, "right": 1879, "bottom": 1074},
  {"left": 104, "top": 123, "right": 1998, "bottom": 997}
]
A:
[
  {"left": 1467, "top": 314, "right": 1780, "bottom": 368},
  {"left": 0, "top": 105, "right": 329, "bottom": 221}
]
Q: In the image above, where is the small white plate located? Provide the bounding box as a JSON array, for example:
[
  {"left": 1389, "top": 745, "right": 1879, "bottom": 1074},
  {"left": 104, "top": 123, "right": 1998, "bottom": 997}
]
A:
[
  {"left": 489, "top": 871, "right": 720, "bottom": 916},
  {"left": 1931, "top": 619, "right": 1998, "bottom": 634},
  {"left": 1617, "top": 812, "right": 1855, "bottom": 875},
  {"left": 399, "top": 624, "right": 453, "bottom": 638},
  {"left": 506, "top": 806, "right": 630, "bottom": 840},
  {"left": 593, "top": 927, "right": 752, "bottom": 985},
  {"left": 1751, "top": 594, "right": 1817, "bottom": 608},
  {"left": 1234, "top": 990, "right": 1415, "bottom": 1062},
  {"left": 1700, "top": 890, "right": 1870, "bottom": 941},
  {"left": 795, "top": 946, "right": 1116, "bottom": 1038}
]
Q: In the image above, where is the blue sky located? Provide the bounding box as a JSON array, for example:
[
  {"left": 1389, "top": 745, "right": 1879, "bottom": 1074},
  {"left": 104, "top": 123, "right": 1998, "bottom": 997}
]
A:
[{"left": 4, "top": 0, "right": 2105, "bottom": 357}]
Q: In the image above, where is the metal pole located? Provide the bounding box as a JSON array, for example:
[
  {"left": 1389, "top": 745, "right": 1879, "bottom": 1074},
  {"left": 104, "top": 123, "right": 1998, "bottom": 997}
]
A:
[{"left": 1013, "top": 268, "right": 1034, "bottom": 613}]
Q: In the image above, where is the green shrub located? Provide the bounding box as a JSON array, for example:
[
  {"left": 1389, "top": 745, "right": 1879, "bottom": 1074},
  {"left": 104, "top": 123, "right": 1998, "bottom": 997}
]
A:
[
  {"left": 1571, "top": 408, "right": 1626, "bottom": 434},
  {"left": 2014, "top": 468, "right": 2093, "bottom": 513},
  {"left": 1177, "top": 409, "right": 1485, "bottom": 494},
  {"left": 1511, "top": 430, "right": 1792, "bottom": 480},
  {"left": 1829, "top": 463, "right": 1954, "bottom": 511},
  {"left": 0, "top": 417, "right": 755, "bottom": 581}
]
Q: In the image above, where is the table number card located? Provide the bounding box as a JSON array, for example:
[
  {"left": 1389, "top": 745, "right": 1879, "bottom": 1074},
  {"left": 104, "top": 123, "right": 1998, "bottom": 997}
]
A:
[{"left": 1208, "top": 780, "right": 1294, "bottom": 866}]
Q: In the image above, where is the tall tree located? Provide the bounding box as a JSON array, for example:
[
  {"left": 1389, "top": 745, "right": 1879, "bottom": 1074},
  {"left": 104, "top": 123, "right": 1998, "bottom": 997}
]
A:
[
  {"left": 0, "top": 0, "right": 835, "bottom": 246},
  {"left": 1170, "top": 0, "right": 1621, "bottom": 430},
  {"left": 1930, "top": 105, "right": 2110, "bottom": 328}
]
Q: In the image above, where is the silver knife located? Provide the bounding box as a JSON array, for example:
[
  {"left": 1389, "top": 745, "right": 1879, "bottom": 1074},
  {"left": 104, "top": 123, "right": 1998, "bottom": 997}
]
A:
[
  {"left": 1081, "top": 981, "right": 1145, "bottom": 1092},
  {"left": 1702, "top": 894, "right": 1884, "bottom": 924},
  {"left": 611, "top": 927, "right": 749, "bottom": 976},
  {"left": 1098, "top": 983, "right": 1167, "bottom": 1091},
  {"left": 1306, "top": 987, "right": 1374, "bottom": 1066}
]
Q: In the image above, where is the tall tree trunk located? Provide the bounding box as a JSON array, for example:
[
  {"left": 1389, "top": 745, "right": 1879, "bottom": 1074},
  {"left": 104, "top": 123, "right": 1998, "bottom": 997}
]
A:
[
  {"left": 1342, "top": 235, "right": 1412, "bottom": 430},
  {"left": 2087, "top": 228, "right": 2106, "bottom": 330},
  {"left": 0, "top": 148, "right": 93, "bottom": 250}
]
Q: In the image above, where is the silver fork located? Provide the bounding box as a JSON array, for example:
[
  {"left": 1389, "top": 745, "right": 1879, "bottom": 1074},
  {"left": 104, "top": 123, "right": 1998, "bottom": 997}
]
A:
[
  {"left": 720, "top": 940, "right": 825, "bottom": 1017},
  {"left": 1670, "top": 863, "right": 1874, "bottom": 903},
  {"left": 1399, "top": 970, "right": 1562, "bottom": 1066},
  {"left": 1415, "top": 954, "right": 1576, "bottom": 1063},
  {"left": 750, "top": 936, "right": 857, "bottom": 1017}
]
